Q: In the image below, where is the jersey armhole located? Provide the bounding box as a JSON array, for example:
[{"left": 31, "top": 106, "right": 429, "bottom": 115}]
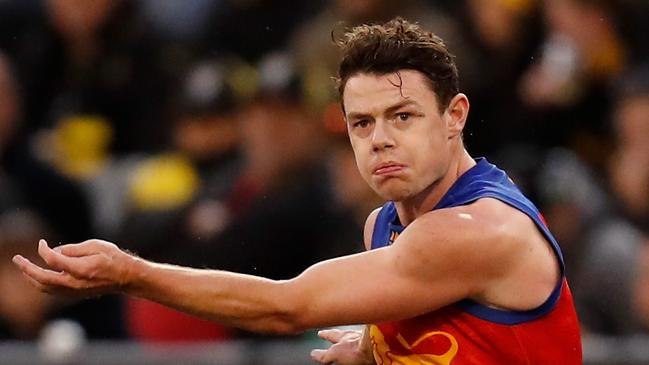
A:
[
  {"left": 456, "top": 278, "right": 565, "bottom": 325},
  {"left": 452, "top": 194, "right": 566, "bottom": 325},
  {"left": 370, "top": 203, "right": 393, "bottom": 250}
]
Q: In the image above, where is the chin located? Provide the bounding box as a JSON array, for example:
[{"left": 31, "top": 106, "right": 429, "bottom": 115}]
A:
[{"left": 374, "top": 183, "right": 415, "bottom": 202}]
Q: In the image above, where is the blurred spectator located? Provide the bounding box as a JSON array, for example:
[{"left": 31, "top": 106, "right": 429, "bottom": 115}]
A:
[
  {"left": 520, "top": 0, "right": 637, "bottom": 107},
  {"left": 516, "top": 0, "right": 644, "bottom": 170},
  {"left": 609, "top": 66, "right": 649, "bottom": 332},
  {"left": 1, "top": 49, "right": 127, "bottom": 341},
  {"left": 137, "top": 0, "right": 220, "bottom": 43},
  {"left": 533, "top": 148, "right": 608, "bottom": 286},
  {"left": 451, "top": 0, "right": 544, "bottom": 156},
  {"left": 119, "top": 58, "right": 243, "bottom": 264},
  {"left": 193, "top": 51, "right": 358, "bottom": 279},
  {"left": 537, "top": 66, "right": 649, "bottom": 335},
  {"left": 114, "top": 52, "right": 365, "bottom": 342},
  {"left": 117, "top": 58, "right": 243, "bottom": 343},
  {"left": 608, "top": 66, "right": 649, "bottom": 226},
  {"left": 634, "top": 240, "right": 649, "bottom": 330},
  {"left": 9, "top": 0, "right": 179, "bottom": 154},
  {"left": 0, "top": 53, "right": 18, "bottom": 150},
  {"left": 0, "top": 51, "right": 92, "bottom": 243},
  {"left": 202, "top": 0, "right": 327, "bottom": 62}
]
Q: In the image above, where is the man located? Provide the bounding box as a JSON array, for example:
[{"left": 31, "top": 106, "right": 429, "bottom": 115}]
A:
[{"left": 13, "top": 18, "right": 581, "bottom": 364}]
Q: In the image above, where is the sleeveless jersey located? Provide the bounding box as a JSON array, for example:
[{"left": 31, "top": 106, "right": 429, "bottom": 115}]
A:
[{"left": 369, "top": 158, "right": 582, "bottom": 364}]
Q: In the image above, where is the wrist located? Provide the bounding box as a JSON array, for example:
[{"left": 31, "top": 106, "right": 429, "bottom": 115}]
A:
[{"left": 119, "top": 253, "right": 146, "bottom": 296}]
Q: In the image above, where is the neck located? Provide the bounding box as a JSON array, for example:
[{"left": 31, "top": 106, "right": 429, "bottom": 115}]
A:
[{"left": 395, "top": 149, "right": 475, "bottom": 226}]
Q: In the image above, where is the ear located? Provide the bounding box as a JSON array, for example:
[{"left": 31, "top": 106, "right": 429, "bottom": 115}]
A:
[{"left": 444, "top": 93, "right": 469, "bottom": 139}]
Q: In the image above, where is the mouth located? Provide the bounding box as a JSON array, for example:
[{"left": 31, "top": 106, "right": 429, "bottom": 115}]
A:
[{"left": 372, "top": 162, "right": 406, "bottom": 176}]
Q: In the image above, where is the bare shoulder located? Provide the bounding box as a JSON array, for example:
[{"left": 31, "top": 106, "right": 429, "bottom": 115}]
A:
[
  {"left": 395, "top": 198, "right": 559, "bottom": 310},
  {"left": 404, "top": 198, "right": 548, "bottom": 261},
  {"left": 468, "top": 198, "right": 560, "bottom": 309},
  {"left": 462, "top": 198, "right": 557, "bottom": 271}
]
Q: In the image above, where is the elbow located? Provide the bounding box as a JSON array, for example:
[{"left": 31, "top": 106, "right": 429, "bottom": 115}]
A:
[
  {"left": 246, "top": 310, "right": 309, "bottom": 336},
  {"left": 263, "top": 281, "right": 314, "bottom": 335},
  {"left": 230, "top": 304, "right": 309, "bottom": 335},
  {"left": 265, "top": 303, "right": 312, "bottom": 335},
  {"left": 264, "top": 317, "right": 308, "bottom": 336}
]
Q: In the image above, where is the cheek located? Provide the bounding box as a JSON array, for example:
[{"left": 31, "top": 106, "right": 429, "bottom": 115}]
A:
[
  {"left": 349, "top": 139, "right": 364, "bottom": 165},
  {"left": 351, "top": 147, "right": 374, "bottom": 183},
  {"left": 412, "top": 134, "right": 448, "bottom": 174},
  {"left": 353, "top": 150, "right": 369, "bottom": 175}
]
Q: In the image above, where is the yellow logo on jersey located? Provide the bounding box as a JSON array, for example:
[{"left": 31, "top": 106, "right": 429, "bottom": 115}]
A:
[{"left": 370, "top": 325, "right": 459, "bottom": 365}]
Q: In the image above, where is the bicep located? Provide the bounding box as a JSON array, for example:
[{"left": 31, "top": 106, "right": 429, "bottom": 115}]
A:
[{"left": 283, "top": 223, "right": 478, "bottom": 328}]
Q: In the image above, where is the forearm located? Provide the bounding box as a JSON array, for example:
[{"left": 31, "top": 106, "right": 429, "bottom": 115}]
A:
[
  {"left": 125, "top": 257, "right": 303, "bottom": 334},
  {"left": 28, "top": 237, "right": 460, "bottom": 335},
  {"left": 110, "top": 235, "right": 456, "bottom": 336}
]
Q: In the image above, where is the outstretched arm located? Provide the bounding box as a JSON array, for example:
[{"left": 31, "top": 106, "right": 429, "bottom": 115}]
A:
[
  {"left": 14, "top": 236, "right": 463, "bottom": 334},
  {"left": 13, "top": 201, "right": 537, "bottom": 335}
]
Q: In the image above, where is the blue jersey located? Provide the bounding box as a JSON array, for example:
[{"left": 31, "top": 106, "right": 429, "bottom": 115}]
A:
[{"left": 369, "top": 158, "right": 582, "bottom": 364}]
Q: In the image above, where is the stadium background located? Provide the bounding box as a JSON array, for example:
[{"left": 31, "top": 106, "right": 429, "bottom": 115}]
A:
[{"left": 0, "top": 0, "right": 648, "bottom": 363}]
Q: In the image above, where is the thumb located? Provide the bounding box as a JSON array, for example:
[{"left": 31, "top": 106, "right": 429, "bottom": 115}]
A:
[
  {"left": 310, "top": 349, "right": 330, "bottom": 364},
  {"left": 54, "top": 241, "right": 99, "bottom": 257},
  {"left": 317, "top": 328, "right": 349, "bottom": 343}
]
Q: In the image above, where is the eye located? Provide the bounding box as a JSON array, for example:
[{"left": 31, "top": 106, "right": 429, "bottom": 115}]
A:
[
  {"left": 397, "top": 112, "right": 410, "bottom": 121},
  {"left": 354, "top": 120, "right": 370, "bottom": 128}
]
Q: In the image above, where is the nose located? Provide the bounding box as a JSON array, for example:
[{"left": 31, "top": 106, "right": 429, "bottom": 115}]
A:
[{"left": 371, "top": 120, "right": 395, "bottom": 152}]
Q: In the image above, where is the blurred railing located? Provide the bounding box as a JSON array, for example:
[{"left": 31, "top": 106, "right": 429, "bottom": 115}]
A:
[
  {"left": 1, "top": 335, "right": 648, "bottom": 365},
  {"left": 582, "top": 334, "right": 649, "bottom": 365}
]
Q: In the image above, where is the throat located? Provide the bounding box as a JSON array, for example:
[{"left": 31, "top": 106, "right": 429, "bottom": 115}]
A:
[
  {"left": 395, "top": 151, "right": 476, "bottom": 226},
  {"left": 394, "top": 180, "right": 443, "bottom": 226}
]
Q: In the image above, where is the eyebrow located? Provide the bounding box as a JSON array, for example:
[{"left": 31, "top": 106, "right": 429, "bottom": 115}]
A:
[{"left": 346, "top": 99, "right": 422, "bottom": 121}]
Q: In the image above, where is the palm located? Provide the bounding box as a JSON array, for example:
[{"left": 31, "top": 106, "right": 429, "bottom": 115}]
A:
[{"left": 12, "top": 239, "right": 130, "bottom": 297}]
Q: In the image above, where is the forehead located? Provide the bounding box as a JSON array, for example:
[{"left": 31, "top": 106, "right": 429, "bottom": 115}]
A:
[{"left": 342, "top": 70, "right": 438, "bottom": 114}]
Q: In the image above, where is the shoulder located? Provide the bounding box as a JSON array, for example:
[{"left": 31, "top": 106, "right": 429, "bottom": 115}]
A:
[
  {"left": 407, "top": 197, "right": 543, "bottom": 253},
  {"left": 362, "top": 206, "right": 383, "bottom": 251},
  {"left": 361, "top": 198, "right": 539, "bottom": 266},
  {"left": 393, "top": 198, "right": 557, "bottom": 305},
  {"left": 401, "top": 198, "right": 527, "bottom": 252}
]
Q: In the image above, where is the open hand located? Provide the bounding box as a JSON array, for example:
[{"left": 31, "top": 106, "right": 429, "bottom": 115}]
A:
[{"left": 12, "top": 239, "right": 135, "bottom": 297}]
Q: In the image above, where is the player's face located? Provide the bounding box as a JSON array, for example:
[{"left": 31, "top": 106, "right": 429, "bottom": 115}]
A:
[{"left": 342, "top": 70, "right": 457, "bottom": 201}]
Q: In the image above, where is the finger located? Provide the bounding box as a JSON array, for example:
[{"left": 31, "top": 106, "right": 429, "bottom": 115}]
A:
[
  {"left": 38, "top": 240, "right": 92, "bottom": 278},
  {"left": 38, "top": 239, "right": 62, "bottom": 267},
  {"left": 317, "top": 328, "right": 347, "bottom": 343},
  {"left": 310, "top": 349, "right": 332, "bottom": 364},
  {"left": 15, "top": 255, "right": 114, "bottom": 298},
  {"left": 22, "top": 271, "right": 90, "bottom": 297},
  {"left": 13, "top": 255, "right": 68, "bottom": 287},
  {"left": 15, "top": 255, "right": 98, "bottom": 293},
  {"left": 21, "top": 271, "right": 46, "bottom": 292},
  {"left": 54, "top": 241, "right": 100, "bottom": 257}
]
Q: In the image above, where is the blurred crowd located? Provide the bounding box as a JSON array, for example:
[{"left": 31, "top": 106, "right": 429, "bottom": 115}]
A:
[{"left": 0, "top": 0, "right": 647, "bottom": 345}]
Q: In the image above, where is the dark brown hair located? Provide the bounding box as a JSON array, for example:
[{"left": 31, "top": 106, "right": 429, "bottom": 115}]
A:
[{"left": 336, "top": 17, "right": 459, "bottom": 113}]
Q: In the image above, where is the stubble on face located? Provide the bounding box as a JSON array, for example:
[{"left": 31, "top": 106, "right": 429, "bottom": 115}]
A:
[{"left": 343, "top": 71, "right": 450, "bottom": 203}]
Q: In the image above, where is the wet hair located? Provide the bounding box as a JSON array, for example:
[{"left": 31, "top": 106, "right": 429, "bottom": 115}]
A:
[{"left": 335, "top": 17, "right": 459, "bottom": 113}]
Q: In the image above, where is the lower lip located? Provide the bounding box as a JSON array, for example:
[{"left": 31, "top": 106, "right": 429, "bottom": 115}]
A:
[{"left": 373, "top": 165, "right": 405, "bottom": 176}]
